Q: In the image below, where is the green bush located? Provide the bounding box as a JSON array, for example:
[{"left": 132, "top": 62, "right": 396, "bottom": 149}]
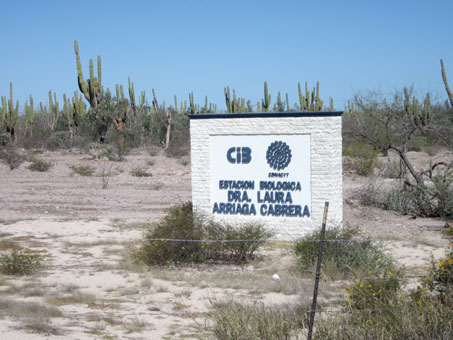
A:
[
  {"left": 208, "top": 300, "right": 305, "bottom": 340},
  {"left": 315, "top": 256, "right": 453, "bottom": 339},
  {"left": 345, "top": 269, "right": 403, "bottom": 311},
  {"left": 0, "top": 133, "right": 10, "bottom": 147},
  {"left": 27, "top": 158, "right": 52, "bottom": 172},
  {"left": 408, "top": 135, "right": 429, "bottom": 151},
  {"left": 70, "top": 164, "right": 95, "bottom": 176},
  {"left": 343, "top": 142, "right": 379, "bottom": 176},
  {"left": 135, "top": 202, "right": 272, "bottom": 265},
  {"left": 0, "top": 146, "right": 24, "bottom": 170},
  {"left": 0, "top": 249, "right": 41, "bottom": 275},
  {"left": 425, "top": 252, "right": 453, "bottom": 296},
  {"left": 294, "top": 227, "right": 394, "bottom": 277},
  {"left": 357, "top": 178, "right": 453, "bottom": 218},
  {"left": 130, "top": 167, "right": 152, "bottom": 177}
]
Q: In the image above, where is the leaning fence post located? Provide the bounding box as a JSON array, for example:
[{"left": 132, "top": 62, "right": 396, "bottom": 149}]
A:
[{"left": 307, "top": 201, "right": 329, "bottom": 340}]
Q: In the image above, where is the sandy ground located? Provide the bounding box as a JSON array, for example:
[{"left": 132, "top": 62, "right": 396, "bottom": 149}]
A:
[{"left": 0, "top": 148, "right": 450, "bottom": 339}]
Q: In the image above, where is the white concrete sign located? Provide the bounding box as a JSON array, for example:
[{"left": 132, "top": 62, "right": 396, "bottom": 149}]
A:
[
  {"left": 189, "top": 112, "right": 343, "bottom": 239},
  {"left": 210, "top": 134, "right": 311, "bottom": 219}
]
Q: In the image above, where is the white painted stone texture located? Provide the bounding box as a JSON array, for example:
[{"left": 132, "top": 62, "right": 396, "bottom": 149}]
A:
[{"left": 190, "top": 115, "right": 342, "bottom": 240}]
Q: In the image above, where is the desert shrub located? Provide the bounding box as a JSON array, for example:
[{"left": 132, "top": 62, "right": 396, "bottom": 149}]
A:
[
  {"left": 425, "top": 252, "right": 453, "bottom": 296},
  {"left": 130, "top": 167, "right": 152, "bottom": 177},
  {"left": 0, "top": 249, "right": 41, "bottom": 275},
  {"left": 165, "top": 116, "right": 190, "bottom": 158},
  {"left": 146, "top": 144, "right": 161, "bottom": 157},
  {"left": 208, "top": 300, "right": 306, "bottom": 340},
  {"left": 135, "top": 202, "right": 272, "bottom": 265},
  {"left": 315, "top": 259, "right": 453, "bottom": 339},
  {"left": 27, "top": 158, "right": 52, "bottom": 172},
  {"left": 178, "top": 156, "right": 190, "bottom": 166},
  {"left": 294, "top": 227, "right": 394, "bottom": 277},
  {"left": 343, "top": 142, "right": 379, "bottom": 176},
  {"left": 0, "top": 133, "right": 9, "bottom": 147},
  {"left": 345, "top": 269, "right": 403, "bottom": 311},
  {"left": 104, "top": 128, "right": 135, "bottom": 161},
  {"left": 45, "top": 131, "right": 71, "bottom": 150},
  {"left": 0, "top": 146, "right": 24, "bottom": 170},
  {"left": 443, "top": 224, "right": 453, "bottom": 239},
  {"left": 378, "top": 160, "right": 403, "bottom": 179},
  {"left": 357, "top": 178, "right": 453, "bottom": 218},
  {"left": 70, "top": 164, "right": 95, "bottom": 176},
  {"left": 408, "top": 135, "right": 429, "bottom": 151}
]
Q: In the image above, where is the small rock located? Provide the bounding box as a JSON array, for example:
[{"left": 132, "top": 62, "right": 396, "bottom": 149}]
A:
[{"left": 272, "top": 273, "right": 280, "bottom": 281}]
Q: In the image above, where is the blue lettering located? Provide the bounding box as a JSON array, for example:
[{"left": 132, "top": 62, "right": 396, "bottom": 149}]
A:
[
  {"left": 227, "top": 147, "right": 236, "bottom": 164},
  {"left": 303, "top": 205, "right": 310, "bottom": 217}
]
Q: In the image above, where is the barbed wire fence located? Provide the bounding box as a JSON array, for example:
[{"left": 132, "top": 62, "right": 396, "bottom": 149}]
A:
[{"left": 0, "top": 202, "right": 452, "bottom": 339}]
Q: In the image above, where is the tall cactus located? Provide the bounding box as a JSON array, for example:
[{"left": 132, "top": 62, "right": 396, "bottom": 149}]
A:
[
  {"left": 286, "top": 93, "right": 290, "bottom": 112},
  {"left": 47, "top": 90, "right": 59, "bottom": 131},
  {"left": 72, "top": 91, "right": 86, "bottom": 121},
  {"left": 188, "top": 92, "right": 196, "bottom": 114},
  {"left": 262, "top": 81, "right": 271, "bottom": 112},
  {"left": 128, "top": 77, "right": 136, "bottom": 114},
  {"left": 441, "top": 59, "right": 453, "bottom": 108},
  {"left": 276, "top": 92, "right": 283, "bottom": 112},
  {"left": 3, "top": 82, "right": 19, "bottom": 141},
  {"left": 63, "top": 94, "right": 75, "bottom": 139},
  {"left": 24, "top": 95, "right": 35, "bottom": 137},
  {"left": 174, "top": 94, "right": 179, "bottom": 113},
  {"left": 74, "top": 40, "right": 103, "bottom": 108},
  {"left": 0, "top": 97, "right": 6, "bottom": 126},
  {"left": 404, "top": 87, "right": 430, "bottom": 130},
  {"left": 224, "top": 86, "right": 233, "bottom": 113}
]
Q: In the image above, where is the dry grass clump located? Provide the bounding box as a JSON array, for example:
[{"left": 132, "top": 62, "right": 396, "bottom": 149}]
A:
[
  {"left": 0, "top": 146, "right": 24, "bottom": 170},
  {"left": 294, "top": 227, "right": 394, "bottom": 279},
  {"left": 0, "top": 297, "right": 62, "bottom": 318},
  {"left": 0, "top": 249, "right": 41, "bottom": 275},
  {"left": 27, "top": 157, "right": 52, "bottom": 172},
  {"left": 70, "top": 164, "right": 95, "bottom": 176},
  {"left": 207, "top": 300, "right": 307, "bottom": 340},
  {"left": 130, "top": 167, "right": 152, "bottom": 177}
]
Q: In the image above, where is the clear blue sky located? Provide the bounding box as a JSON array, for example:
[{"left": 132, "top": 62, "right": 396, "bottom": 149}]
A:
[{"left": 1, "top": 0, "right": 452, "bottom": 112}]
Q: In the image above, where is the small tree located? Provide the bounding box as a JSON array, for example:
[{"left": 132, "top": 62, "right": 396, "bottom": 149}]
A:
[{"left": 345, "top": 88, "right": 453, "bottom": 217}]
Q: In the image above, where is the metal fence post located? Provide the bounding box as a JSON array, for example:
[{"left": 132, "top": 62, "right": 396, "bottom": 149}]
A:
[{"left": 307, "top": 201, "right": 329, "bottom": 340}]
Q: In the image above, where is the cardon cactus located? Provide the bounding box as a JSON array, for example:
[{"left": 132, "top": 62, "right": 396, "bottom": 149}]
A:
[
  {"left": 262, "top": 81, "right": 271, "bottom": 112},
  {"left": 2, "top": 82, "right": 19, "bottom": 141},
  {"left": 74, "top": 40, "right": 103, "bottom": 108},
  {"left": 441, "top": 59, "right": 453, "bottom": 108}
]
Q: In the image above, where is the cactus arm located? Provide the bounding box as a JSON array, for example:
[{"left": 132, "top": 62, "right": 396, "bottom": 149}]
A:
[
  {"left": 188, "top": 92, "right": 195, "bottom": 114},
  {"left": 174, "top": 94, "right": 178, "bottom": 113},
  {"left": 286, "top": 93, "right": 290, "bottom": 112},
  {"left": 74, "top": 40, "right": 90, "bottom": 102},
  {"left": 262, "top": 81, "right": 271, "bottom": 112},
  {"left": 152, "top": 89, "right": 160, "bottom": 113},
  {"left": 224, "top": 87, "right": 232, "bottom": 113},
  {"left": 441, "top": 59, "right": 453, "bottom": 107},
  {"left": 128, "top": 77, "right": 136, "bottom": 113},
  {"left": 97, "top": 55, "right": 102, "bottom": 90}
]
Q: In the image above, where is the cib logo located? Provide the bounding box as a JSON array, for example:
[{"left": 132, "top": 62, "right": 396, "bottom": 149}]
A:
[{"left": 227, "top": 147, "right": 251, "bottom": 164}]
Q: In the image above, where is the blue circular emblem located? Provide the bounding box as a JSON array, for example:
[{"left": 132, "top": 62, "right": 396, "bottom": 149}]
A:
[{"left": 266, "top": 141, "right": 292, "bottom": 170}]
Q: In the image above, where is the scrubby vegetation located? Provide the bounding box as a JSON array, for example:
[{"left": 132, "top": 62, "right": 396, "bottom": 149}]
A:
[
  {"left": 0, "top": 249, "right": 41, "bottom": 275},
  {"left": 294, "top": 227, "right": 394, "bottom": 278},
  {"left": 314, "top": 252, "right": 453, "bottom": 339},
  {"left": 207, "top": 300, "right": 306, "bottom": 340},
  {"left": 135, "top": 202, "right": 272, "bottom": 265}
]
